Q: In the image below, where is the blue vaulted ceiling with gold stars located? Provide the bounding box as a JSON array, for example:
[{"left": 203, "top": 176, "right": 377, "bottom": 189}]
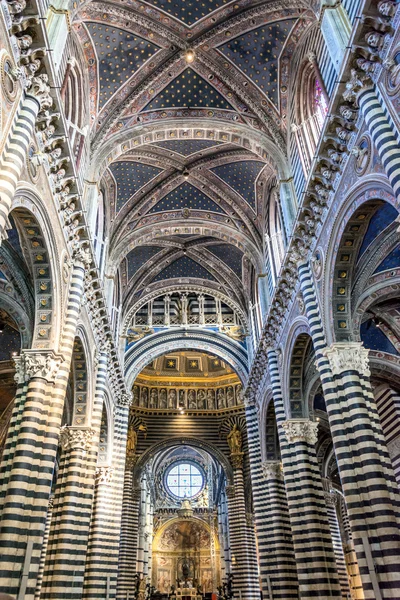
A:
[{"left": 74, "top": 0, "right": 311, "bottom": 317}]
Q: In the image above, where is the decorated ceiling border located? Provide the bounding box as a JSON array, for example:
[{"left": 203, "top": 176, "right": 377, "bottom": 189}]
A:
[
  {"left": 89, "top": 120, "right": 289, "bottom": 184},
  {"left": 109, "top": 221, "right": 263, "bottom": 275}
]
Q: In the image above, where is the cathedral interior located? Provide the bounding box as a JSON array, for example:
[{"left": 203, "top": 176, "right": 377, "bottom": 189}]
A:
[{"left": 1, "top": 0, "right": 400, "bottom": 599}]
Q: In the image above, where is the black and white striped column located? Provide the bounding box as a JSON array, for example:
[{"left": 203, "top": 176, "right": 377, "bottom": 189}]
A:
[
  {"left": 245, "top": 397, "right": 298, "bottom": 599},
  {"left": 0, "top": 251, "right": 88, "bottom": 596},
  {"left": 358, "top": 87, "right": 400, "bottom": 202},
  {"left": 40, "top": 426, "right": 96, "bottom": 600},
  {"left": 84, "top": 394, "right": 132, "bottom": 600},
  {"left": 116, "top": 464, "right": 141, "bottom": 599},
  {"left": 323, "top": 488, "right": 351, "bottom": 600},
  {"left": 261, "top": 460, "right": 298, "bottom": 600},
  {"left": 226, "top": 450, "right": 260, "bottom": 600},
  {"left": 0, "top": 90, "right": 48, "bottom": 243},
  {"left": 298, "top": 259, "right": 400, "bottom": 599},
  {"left": 281, "top": 419, "right": 342, "bottom": 599}
]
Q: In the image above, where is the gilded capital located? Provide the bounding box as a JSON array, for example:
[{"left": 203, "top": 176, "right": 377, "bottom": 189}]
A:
[
  {"left": 281, "top": 419, "right": 318, "bottom": 445},
  {"left": 230, "top": 451, "right": 244, "bottom": 469},
  {"left": 59, "top": 426, "right": 95, "bottom": 451},
  {"left": 322, "top": 342, "right": 370, "bottom": 377}
]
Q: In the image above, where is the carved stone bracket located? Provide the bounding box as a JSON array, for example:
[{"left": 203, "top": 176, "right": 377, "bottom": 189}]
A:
[
  {"left": 281, "top": 419, "right": 319, "bottom": 445},
  {"left": 95, "top": 465, "right": 114, "bottom": 484},
  {"left": 261, "top": 460, "right": 283, "bottom": 480},
  {"left": 59, "top": 426, "right": 96, "bottom": 452},
  {"left": 322, "top": 342, "right": 371, "bottom": 377},
  {"left": 14, "top": 350, "right": 64, "bottom": 383}
]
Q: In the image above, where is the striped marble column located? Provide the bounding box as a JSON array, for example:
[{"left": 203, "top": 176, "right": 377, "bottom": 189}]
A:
[
  {"left": 323, "top": 488, "right": 351, "bottom": 600},
  {"left": 245, "top": 396, "right": 298, "bottom": 599},
  {"left": 298, "top": 259, "right": 400, "bottom": 599},
  {"left": 0, "top": 350, "right": 64, "bottom": 598},
  {"left": 261, "top": 460, "right": 298, "bottom": 600},
  {"left": 0, "top": 249, "right": 90, "bottom": 597},
  {"left": 34, "top": 495, "right": 54, "bottom": 600},
  {"left": 83, "top": 394, "right": 132, "bottom": 600},
  {"left": 266, "top": 348, "right": 340, "bottom": 599},
  {"left": 40, "top": 426, "right": 96, "bottom": 600},
  {"left": 357, "top": 87, "right": 400, "bottom": 202},
  {"left": 116, "top": 463, "right": 141, "bottom": 600},
  {"left": 0, "top": 362, "right": 29, "bottom": 508},
  {"left": 217, "top": 491, "right": 230, "bottom": 581},
  {"left": 226, "top": 454, "right": 259, "bottom": 600},
  {"left": 42, "top": 311, "right": 109, "bottom": 600},
  {"left": 0, "top": 84, "right": 52, "bottom": 243},
  {"left": 281, "top": 419, "right": 342, "bottom": 599},
  {"left": 338, "top": 496, "right": 364, "bottom": 600}
]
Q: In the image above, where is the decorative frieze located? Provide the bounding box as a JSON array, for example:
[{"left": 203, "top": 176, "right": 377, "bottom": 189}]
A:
[
  {"left": 322, "top": 343, "right": 370, "bottom": 377},
  {"left": 281, "top": 419, "right": 318, "bottom": 445}
]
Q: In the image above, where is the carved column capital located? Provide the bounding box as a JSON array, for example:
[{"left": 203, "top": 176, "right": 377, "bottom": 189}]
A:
[
  {"left": 59, "top": 426, "right": 95, "bottom": 451},
  {"left": 126, "top": 454, "right": 138, "bottom": 468},
  {"left": 72, "top": 242, "right": 93, "bottom": 268},
  {"left": 230, "top": 452, "right": 244, "bottom": 469},
  {"left": 281, "top": 419, "right": 319, "bottom": 445},
  {"left": 132, "top": 487, "right": 142, "bottom": 502},
  {"left": 117, "top": 392, "right": 133, "bottom": 408},
  {"left": 225, "top": 485, "right": 235, "bottom": 499},
  {"left": 342, "top": 68, "right": 373, "bottom": 105},
  {"left": 322, "top": 342, "right": 370, "bottom": 377},
  {"left": 261, "top": 460, "right": 283, "bottom": 480},
  {"left": 324, "top": 490, "right": 338, "bottom": 506},
  {"left": 15, "top": 350, "right": 64, "bottom": 383},
  {"left": 95, "top": 466, "right": 114, "bottom": 484},
  {"left": 246, "top": 512, "right": 254, "bottom": 527},
  {"left": 243, "top": 391, "right": 257, "bottom": 408},
  {"left": 26, "top": 74, "right": 53, "bottom": 111}
]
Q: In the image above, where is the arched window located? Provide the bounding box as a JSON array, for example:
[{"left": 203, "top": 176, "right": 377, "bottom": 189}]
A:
[
  {"left": 61, "top": 57, "right": 87, "bottom": 168},
  {"left": 292, "top": 58, "right": 329, "bottom": 177}
]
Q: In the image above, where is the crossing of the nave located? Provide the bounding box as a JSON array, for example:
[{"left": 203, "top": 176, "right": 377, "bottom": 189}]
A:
[{"left": 1, "top": 1, "right": 400, "bottom": 599}]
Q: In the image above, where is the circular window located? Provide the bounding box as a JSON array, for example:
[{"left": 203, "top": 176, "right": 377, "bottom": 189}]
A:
[{"left": 165, "top": 461, "right": 204, "bottom": 499}]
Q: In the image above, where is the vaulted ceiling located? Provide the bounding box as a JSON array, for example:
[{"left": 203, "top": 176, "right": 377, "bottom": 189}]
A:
[{"left": 74, "top": 0, "right": 314, "bottom": 317}]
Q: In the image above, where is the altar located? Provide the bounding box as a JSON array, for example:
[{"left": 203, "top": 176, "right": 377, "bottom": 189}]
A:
[{"left": 174, "top": 589, "right": 202, "bottom": 600}]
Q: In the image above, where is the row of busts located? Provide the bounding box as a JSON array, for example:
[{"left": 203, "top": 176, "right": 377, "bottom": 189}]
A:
[{"left": 132, "top": 383, "right": 244, "bottom": 409}]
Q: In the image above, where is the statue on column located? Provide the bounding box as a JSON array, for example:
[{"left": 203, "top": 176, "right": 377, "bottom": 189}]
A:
[
  {"left": 227, "top": 424, "right": 242, "bottom": 455},
  {"left": 126, "top": 427, "right": 137, "bottom": 456}
]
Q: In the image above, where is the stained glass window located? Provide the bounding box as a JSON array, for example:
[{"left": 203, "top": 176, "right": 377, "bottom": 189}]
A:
[
  {"left": 166, "top": 462, "right": 204, "bottom": 498},
  {"left": 314, "top": 79, "right": 328, "bottom": 129}
]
